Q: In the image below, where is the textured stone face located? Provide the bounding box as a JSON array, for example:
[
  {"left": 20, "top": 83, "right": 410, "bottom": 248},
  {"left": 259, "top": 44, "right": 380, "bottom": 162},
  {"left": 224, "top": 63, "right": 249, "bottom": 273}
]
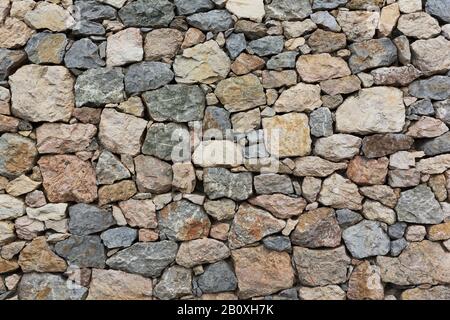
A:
[
  {"left": 203, "top": 168, "right": 253, "bottom": 201},
  {"left": 118, "top": 0, "right": 174, "bottom": 27},
  {"left": 18, "top": 273, "right": 87, "bottom": 300},
  {"left": 296, "top": 53, "right": 351, "bottom": 83},
  {"left": 0, "top": 133, "right": 37, "bottom": 179}
]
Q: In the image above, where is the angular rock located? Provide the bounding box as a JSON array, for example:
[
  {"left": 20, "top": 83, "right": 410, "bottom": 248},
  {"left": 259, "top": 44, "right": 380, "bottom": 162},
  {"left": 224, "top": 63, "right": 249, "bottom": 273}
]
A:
[
  {"left": 96, "top": 151, "right": 131, "bottom": 185},
  {"left": 274, "top": 83, "right": 322, "bottom": 113},
  {"left": 25, "top": 33, "right": 67, "bottom": 65},
  {"left": 346, "top": 156, "right": 389, "bottom": 185},
  {"left": 409, "top": 76, "right": 450, "bottom": 100},
  {"left": 320, "top": 75, "right": 361, "bottom": 96},
  {"left": 360, "top": 185, "right": 399, "bottom": 208},
  {"left": 174, "top": 0, "right": 214, "bottom": 15},
  {"left": 124, "top": 61, "right": 173, "bottom": 94},
  {"left": 0, "top": 49, "right": 26, "bottom": 81},
  {"left": 362, "top": 200, "right": 396, "bottom": 225},
  {"left": 64, "top": 38, "right": 105, "bottom": 69},
  {"left": 24, "top": 2, "right": 75, "bottom": 32},
  {"left": 100, "top": 227, "right": 137, "bottom": 249},
  {"left": 144, "top": 28, "right": 184, "bottom": 61},
  {"left": 372, "top": 65, "right": 422, "bottom": 86},
  {"left": 134, "top": 155, "right": 173, "bottom": 193},
  {"left": 142, "top": 122, "right": 189, "bottom": 161},
  {"left": 0, "top": 18, "right": 34, "bottom": 49},
  {"left": 266, "top": 0, "right": 312, "bottom": 20},
  {"left": 107, "top": 28, "right": 143, "bottom": 67},
  {"left": 314, "top": 134, "right": 361, "bottom": 161},
  {"left": 336, "top": 209, "right": 363, "bottom": 229},
  {"left": 203, "top": 167, "right": 253, "bottom": 201},
  {"left": 318, "top": 173, "right": 363, "bottom": 210},
  {"left": 54, "top": 235, "right": 106, "bottom": 268},
  {"left": 197, "top": 261, "right": 237, "bottom": 294},
  {"left": 68, "top": 204, "right": 115, "bottom": 236},
  {"left": 193, "top": 140, "right": 243, "bottom": 168},
  {"left": 418, "top": 132, "right": 450, "bottom": 156},
  {"left": 347, "top": 261, "right": 384, "bottom": 300},
  {"left": 186, "top": 10, "right": 233, "bottom": 33},
  {"left": 298, "top": 285, "right": 346, "bottom": 300},
  {"left": 308, "top": 29, "right": 346, "bottom": 53},
  {"left": 18, "top": 237, "right": 67, "bottom": 273},
  {"left": 336, "top": 10, "right": 379, "bottom": 42},
  {"left": 416, "top": 154, "right": 450, "bottom": 174},
  {"left": 98, "top": 180, "right": 137, "bottom": 206},
  {"left": 154, "top": 265, "right": 192, "bottom": 300},
  {"left": 378, "top": 3, "right": 400, "bottom": 37},
  {"left": 18, "top": 273, "right": 87, "bottom": 300},
  {"left": 248, "top": 36, "right": 284, "bottom": 57},
  {"left": 397, "top": 12, "right": 440, "bottom": 39},
  {"left": 176, "top": 238, "right": 230, "bottom": 268},
  {"left": 0, "top": 194, "right": 25, "bottom": 221},
  {"left": 426, "top": 0, "right": 450, "bottom": 22},
  {"left": 26, "top": 203, "right": 67, "bottom": 222},
  {"left": 226, "top": 0, "right": 264, "bottom": 22},
  {"left": 296, "top": 53, "right": 351, "bottom": 83},
  {"left": 118, "top": 0, "right": 174, "bottom": 27},
  {"left": 362, "top": 134, "right": 414, "bottom": 158},
  {"left": 119, "top": 199, "right": 157, "bottom": 229},
  {"left": 402, "top": 286, "right": 450, "bottom": 300},
  {"left": 253, "top": 174, "right": 293, "bottom": 195},
  {"left": 348, "top": 38, "right": 397, "bottom": 74},
  {"left": 411, "top": 37, "right": 450, "bottom": 74},
  {"left": 294, "top": 156, "right": 347, "bottom": 177},
  {"left": 230, "top": 53, "right": 265, "bottom": 75},
  {"left": 172, "top": 162, "right": 196, "bottom": 193},
  {"left": 407, "top": 116, "right": 448, "bottom": 138}
]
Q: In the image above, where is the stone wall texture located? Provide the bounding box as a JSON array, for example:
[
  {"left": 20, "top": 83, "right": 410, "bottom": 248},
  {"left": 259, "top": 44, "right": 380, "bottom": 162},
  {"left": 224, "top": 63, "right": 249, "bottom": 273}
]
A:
[{"left": 1, "top": 0, "right": 450, "bottom": 300}]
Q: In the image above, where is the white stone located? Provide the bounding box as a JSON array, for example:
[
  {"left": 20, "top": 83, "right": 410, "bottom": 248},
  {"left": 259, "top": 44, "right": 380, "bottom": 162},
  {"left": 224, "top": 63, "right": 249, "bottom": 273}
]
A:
[
  {"left": 226, "top": 0, "right": 265, "bottom": 22},
  {"left": 26, "top": 203, "right": 68, "bottom": 222}
]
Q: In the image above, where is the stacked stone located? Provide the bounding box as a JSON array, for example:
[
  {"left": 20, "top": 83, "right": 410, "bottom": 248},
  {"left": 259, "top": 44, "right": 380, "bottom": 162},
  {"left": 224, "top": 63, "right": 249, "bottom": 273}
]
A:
[{"left": 0, "top": 0, "right": 450, "bottom": 300}]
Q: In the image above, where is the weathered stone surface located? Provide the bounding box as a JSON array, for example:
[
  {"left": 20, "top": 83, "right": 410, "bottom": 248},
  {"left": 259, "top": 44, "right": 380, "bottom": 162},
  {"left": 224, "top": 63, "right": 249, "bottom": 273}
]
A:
[
  {"left": 99, "top": 109, "right": 147, "bottom": 156},
  {"left": 254, "top": 174, "right": 293, "bottom": 195},
  {"left": 291, "top": 207, "right": 341, "bottom": 248},
  {"left": 18, "top": 237, "right": 67, "bottom": 273},
  {"left": 159, "top": 200, "right": 210, "bottom": 241},
  {"left": 193, "top": 140, "right": 243, "bottom": 168},
  {"left": 26, "top": 203, "right": 67, "bottom": 222},
  {"left": 274, "top": 83, "right": 321, "bottom": 113},
  {"left": 0, "top": 133, "right": 36, "bottom": 179},
  {"left": 75, "top": 68, "right": 125, "bottom": 107},
  {"left": 24, "top": 2, "right": 74, "bottom": 32},
  {"left": 296, "top": 54, "right": 351, "bottom": 83},
  {"left": 118, "top": 0, "right": 174, "bottom": 27},
  {"left": 0, "top": 18, "right": 34, "bottom": 49},
  {"left": 100, "top": 227, "right": 137, "bottom": 249},
  {"left": 68, "top": 204, "right": 115, "bottom": 236},
  {"left": 231, "top": 53, "right": 265, "bottom": 75},
  {"left": 318, "top": 173, "right": 363, "bottom": 210},
  {"left": 409, "top": 76, "right": 450, "bottom": 101},
  {"left": 336, "top": 209, "right": 363, "bottom": 229},
  {"left": 54, "top": 235, "right": 105, "bottom": 268},
  {"left": 18, "top": 273, "right": 87, "bottom": 300},
  {"left": 25, "top": 33, "right": 67, "bottom": 65},
  {"left": 0, "top": 49, "right": 26, "bottom": 81},
  {"left": 98, "top": 180, "right": 137, "bottom": 206},
  {"left": 203, "top": 167, "right": 253, "bottom": 201},
  {"left": 143, "top": 84, "right": 205, "bottom": 123},
  {"left": 106, "top": 28, "right": 143, "bottom": 67},
  {"left": 36, "top": 123, "right": 97, "bottom": 154},
  {"left": 418, "top": 132, "right": 450, "bottom": 157},
  {"left": 39, "top": 155, "right": 97, "bottom": 203},
  {"left": 187, "top": 10, "right": 233, "bottom": 32},
  {"left": 64, "top": 38, "right": 105, "bottom": 69},
  {"left": 0, "top": 194, "right": 25, "bottom": 221},
  {"left": 134, "top": 155, "right": 173, "bottom": 193},
  {"left": 294, "top": 156, "right": 347, "bottom": 177},
  {"left": 347, "top": 261, "right": 384, "bottom": 300},
  {"left": 5, "top": 175, "right": 39, "bottom": 197},
  {"left": 172, "top": 162, "right": 196, "bottom": 193},
  {"left": 87, "top": 269, "right": 152, "bottom": 300},
  {"left": 395, "top": 184, "right": 444, "bottom": 224},
  {"left": 142, "top": 122, "right": 189, "bottom": 161},
  {"left": 308, "top": 29, "right": 346, "bottom": 53},
  {"left": 96, "top": 151, "right": 130, "bottom": 185},
  {"left": 314, "top": 134, "right": 361, "bottom": 161},
  {"left": 372, "top": 65, "right": 422, "bottom": 86},
  {"left": 362, "top": 134, "right": 414, "bottom": 158},
  {"left": 346, "top": 156, "right": 389, "bottom": 185},
  {"left": 411, "top": 37, "right": 450, "bottom": 74},
  {"left": 377, "top": 240, "right": 450, "bottom": 285},
  {"left": 426, "top": 0, "right": 450, "bottom": 23},
  {"left": 174, "top": 40, "right": 230, "bottom": 84},
  {"left": 398, "top": 12, "right": 440, "bottom": 39},
  {"left": 343, "top": 220, "right": 390, "bottom": 259},
  {"left": 197, "top": 260, "right": 237, "bottom": 294},
  {"left": 360, "top": 185, "right": 399, "bottom": 208},
  {"left": 407, "top": 117, "right": 448, "bottom": 138},
  {"left": 336, "top": 10, "right": 379, "bottom": 42},
  {"left": 232, "top": 245, "right": 295, "bottom": 299},
  {"left": 119, "top": 199, "right": 157, "bottom": 229},
  {"left": 125, "top": 61, "right": 173, "bottom": 94},
  {"left": 226, "top": 0, "right": 264, "bottom": 22},
  {"left": 145, "top": 28, "right": 184, "bottom": 61},
  {"left": 176, "top": 238, "right": 230, "bottom": 268},
  {"left": 378, "top": 3, "right": 400, "bottom": 37},
  {"left": 228, "top": 203, "right": 285, "bottom": 249},
  {"left": 249, "top": 194, "right": 305, "bottom": 219},
  {"left": 298, "top": 285, "right": 346, "bottom": 300},
  {"left": 309, "top": 107, "right": 333, "bottom": 137},
  {"left": 266, "top": 0, "right": 312, "bottom": 20},
  {"left": 248, "top": 36, "right": 284, "bottom": 57},
  {"left": 174, "top": 0, "right": 214, "bottom": 15},
  {"left": 320, "top": 76, "right": 361, "bottom": 96},
  {"left": 293, "top": 246, "right": 350, "bottom": 286},
  {"left": 416, "top": 155, "right": 450, "bottom": 174},
  {"left": 10, "top": 65, "right": 74, "bottom": 122},
  {"left": 154, "top": 265, "right": 191, "bottom": 300},
  {"left": 402, "top": 286, "right": 450, "bottom": 300}
]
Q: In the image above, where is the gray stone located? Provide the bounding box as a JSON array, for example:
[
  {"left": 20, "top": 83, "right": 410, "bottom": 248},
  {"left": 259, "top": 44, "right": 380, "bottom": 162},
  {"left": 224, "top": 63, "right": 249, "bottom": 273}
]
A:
[
  {"left": 106, "top": 241, "right": 178, "bottom": 277},
  {"left": 72, "top": 20, "right": 105, "bottom": 36},
  {"left": 390, "top": 238, "right": 407, "bottom": 257},
  {"left": 254, "top": 174, "right": 293, "bottom": 195},
  {"left": 309, "top": 107, "right": 333, "bottom": 137},
  {"left": 125, "top": 62, "right": 174, "bottom": 94},
  {"left": 262, "top": 235, "right": 292, "bottom": 252},
  {"left": 142, "top": 123, "right": 190, "bottom": 161},
  {"left": 197, "top": 261, "right": 237, "bottom": 294},
  {"left": 0, "top": 49, "right": 26, "bottom": 81},
  {"left": 435, "top": 100, "right": 450, "bottom": 125},
  {"left": 64, "top": 38, "right": 105, "bottom": 69},
  {"left": 0, "top": 133, "right": 37, "bottom": 179},
  {"left": 68, "top": 203, "right": 115, "bottom": 236},
  {"left": 226, "top": 33, "right": 246, "bottom": 60},
  {"left": 118, "top": 0, "right": 175, "bottom": 27},
  {"left": 349, "top": 38, "right": 397, "bottom": 73},
  {"left": 54, "top": 235, "right": 106, "bottom": 268},
  {"left": 75, "top": 68, "right": 125, "bottom": 107},
  {"left": 342, "top": 220, "right": 390, "bottom": 259},
  {"left": 186, "top": 10, "right": 234, "bottom": 32},
  {"left": 417, "top": 132, "right": 450, "bottom": 156},
  {"left": 203, "top": 106, "right": 231, "bottom": 134},
  {"left": 154, "top": 265, "right": 192, "bottom": 300},
  {"left": 248, "top": 36, "right": 284, "bottom": 57},
  {"left": 336, "top": 209, "right": 363, "bottom": 229},
  {"left": 426, "top": 0, "right": 450, "bottom": 23},
  {"left": 409, "top": 76, "right": 450, "bottom": 100},
  {"left": 158, "top": 200, "right": 210, "bottom": 241},
  {"left": 25, "top": 33, "right": 67, "bottom": 65},
  {"left": 96, "top": 151, "right": 131, "bottom": 185},
  {"left": 266, "top": 0, "right": 312, "bottom": 20},
  {"left": 395, "top": 184, "right": 444, "bottom": 224},
  {"left": 307, "top": 29, "right": 346, "bottom": 53},
  {"left": 100, "top": 227, "right": 137, "bottom": 249},
  {"left": 388, "top": 222, "right": 407, "bottom": 240},
  {"left": 310, "top": 11, "right": 341, "bottom": 31},
  {"left": 266, "top": 52, "right": 298, "bottom": 70},
  {"left": 174, "top": 0, "right": 214, "bottom": 15},
  {"left": 312, "top": 0, "right": 348, "bottom": 9},
  {"left": 18, "top": 273, "right": 87, "bottom": 300},
  {"left": 74, "top": 0, "right": 117, "bottom": 21},
  {"left": 203, "top": 167, "right": 253, "bottom": 201},
  {"left": 142, "top": 84, "right": 205, "bottom": 122},
  {"left": 407, "top": 99, "right": 435, "bottom": 120}
]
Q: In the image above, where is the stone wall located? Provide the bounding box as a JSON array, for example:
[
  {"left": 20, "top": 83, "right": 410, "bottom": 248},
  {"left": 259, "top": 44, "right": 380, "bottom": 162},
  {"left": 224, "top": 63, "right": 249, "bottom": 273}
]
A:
[{"left": 1, "top": 0, "right": 450, "bottom": 300}]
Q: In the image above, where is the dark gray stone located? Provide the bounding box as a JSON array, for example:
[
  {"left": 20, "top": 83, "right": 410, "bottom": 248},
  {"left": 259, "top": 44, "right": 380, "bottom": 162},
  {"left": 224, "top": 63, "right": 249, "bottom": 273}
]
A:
[
  {"left": 154, "top": 265, "right": 192, "bottom": 300},
  {"left": 409, "top": 76, "right": 450, "bottom": 101},
  {"left": 64, "top": 38, "right": 105, "bottom": 69},
  {"left": 18, "top": 273, "right": 88, "bottom": 300},
  {"left": 248, "top": 36, "right": 284, "bottom": 57},
  {"left": 74, "top": 0, "right": 117, "bottom": 21},
  {"left": 186, "top": 10, "right": 234, "bottom": 32},
  {"left": 25, "top": 33, "right": 67, "bottom": 65},
  {"left": 125, "top": 62, "right": 174, "bottom": 94},
  {"left": 349, "top": 38, "right": 397, "bottom": 73},
  {"left": 54, "top": 235, "right": 106, "bottom": 268},
  {"left": 395, "top": 184, "right": 444, "bottom": 224},
  {"left": 388, "top": 222, "right": 407, "bottom": 240},
  {"left": 312, "top": 0, "right": 348, "bottom": 10},
  {"left": 75, "top": 67, "right": 125, "bottom": 107},
  {"left": 95, "top": 150, "right": 131, "bottom": 185},
  {"left": 68, "top": 203, "right": 115, "bottom": 236},
  {"left": 336, "top": 209, "right": 363, "bottom": 228},
  {"left": 262, "top": 235, "right": 292, "bottom": 252},
  {"left": 254, "top": 174, "right": 293, "bottom": 195},
  {"left": 426, "top": 0, "right": 450, "bottom": 23},
  {"left": 390, "top": 238, "right": 408, "bottom": 257},
  {"left": 0, "top": 49, "right": 26, "bottom": 81},
  {"left": 142, "top": 84, "right": 205, "bottom": 122},
  {"left": 267, "top": 51, "right": 298, "bottom": 70},
  {"left": 118, "top": 0, "right": 175, "bottom": 27},
  {"left": 266, "top": 0, "right": 312, "bottom": 20},
  {"left": 226, "top": 33, "right": 247, "bottom": 60},
  {"left": 72, "top": 20, "right": 106, "bottom": 36},
  {"left": 203, "top": 167, "right": 253, "bottom": 201},
  {"left": 309, "top": 107, "right": 333, "bottom": 137},
  {"left": 142, "top": 122, "right": 190, "bottom": 161},
  {"left": 100, "top": 227, "right": 137, "bottom": 249},
  {"left": 417, "top": 132, "right": 450, "bottom": 156},
  {"left": 342, "top": 220, "right": 390, "bottom": 259},
  {"left": 407, "top": 99, "right": 435, "bottom": 120},
  {"left": 174, "top": 0, "right": 214, "bottom": 15},
  {"left": 106, "top": 241, "right": 178, "bottom": 277},
  {"left": 197, "top": 261, "right": 237, "bottom": 293}
]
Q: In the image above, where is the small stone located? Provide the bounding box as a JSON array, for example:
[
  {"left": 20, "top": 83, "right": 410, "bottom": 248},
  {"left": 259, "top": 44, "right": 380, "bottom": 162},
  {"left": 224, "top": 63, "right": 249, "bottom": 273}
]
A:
[
  {"left": 308, "top": 29, "right": 346, "bottom": 53},
  {"left": 266, "top": 0, "right": 312, "bottom": 20},
  {"left": 182, "top": 28, "right": 206, "bottom": 49},
  {"left": 0, "top": 194, "right": 25, "bottom": 220},
  {"left": 124, "top": 61, "right": 173, "bottom": 94},
  {"left": 346, "top": 156, "right": 389, "bottom": 185},
  {"left": 261, "top": 70, "right": 297, "bottom": 89},
  {"left": 25, "top": 32, "right": 67, "bottom": 65},
  {"left": 311, "top": 11, "right": 341, "bottom": 32},
  {"left": 96, "top": 151, "right": 130, "bottom": 185},
  {"left": 24, "top": 2, "right": 74, "bottom": 32},
  {"left": 426, "top": 0, "right": 450, "bottom": 23},
  {"left": 14, "top": 216, "right": 43, "bottom": 240},
  {"left": 309, "top": 107, "right": 333, "bottom": 137},
  {"left": 68, "top": 204, "right": 115, "bottom": 236},
  {"left": 174, "top": 0, "right": 214, "bottom": 15},
  {"left": 347, "top": 261, "right": 384, "bottom": 300},
  {"left": 144, "top": 28, "right": 183, "bottom": 61},
  {"left": 0, "top": 133, "right": 37, "bottom": 179},
  {"left": 409, "top": 76, "right": 450, "bottom": 100},
  {"left": 405, "top": 225, "right": 426, "bottom": 242},
  {"left": 360, "top": 185, "right": 399, "bottom": 208},
  {"left": 55, "top": 235, "right": 106, "bottom": 268},
  {"left": 388, "top": 222, "right": 408, "bottom": 240},
  {"left": 154, "top": 265, "right": 192, "bottom": 300},
  {"left": 436, "top": 100, "right": 450, "bottom": 125},
  {"left": 18, "top": 237, "right": 67, "bottom": 273},
  {"left": 248, "top": 36, "right": 284, "bottom": 57},
  {"left": 197, "top": 261, "right": 237, "bottom": 294},
  {"left": 192, "top": 140, "right": 243, "bottom": 168},
  {"left": 378, "top": 3, "right": 400, "bottom": 36},
  {"left": 18, "top": 273, "right": 87, "bottom": 300},
  {"left": 411, "top": 37, "right": 450, "bottom": 74},
  {"left": 0, "top": 221, "right": 15, "bottom": 245},
  {"left": 204, "top": 199, "right": 236, "bottom": 221},
  {"left": 186, "top": 10, "right": 233, "bottom": 33},
  {"left": 294, "top": 156, "right": 347, "bottom": 177},
  {"left": 394, "top": 35, "right": 411, "bottom": 65},
  {"left": 362, "top": 134, "right": 414, "bottom": 158},
  {"left": 390, "top": 238, "right": 408, "bottom": 256},
  {"left": 134, "top": 155, "right": 173, "bottom": 194},
  {"left": 314, "top": 134, "right": 361, "bottom": 161},
  {"left": 172, "top": 162, "right": 196, "bottom": 193},
  {"left": 398, "top": 0, "right": 422, "bottom": 13},
  {"left": 362, "top": 200, "right": 396, "bottom": 225},
  {"left": 0, "top": 49, "right": 26, "bottom": 82},
  {"left": 203, "top": 167, "right": 253, "bottom": 201},
  {"left": 388, "top": 169, "right": 421, "bottom": 188},
  {"left": 298, "top": 285, "right": 346, "bottom": 300},
  {"left": 232, "top": 245, "right": 294, "bottom": 299},
  {"left": 26, "top": 203, "right": 67, "bottom": 222},
  {"left": 118, "top": 199, "right": 157, "bottom": 229},
  {"left": 176, "top": 238, "right": 230, "bottom": 269},
  {"left": 274, "top": 83, "right": 321, "bottom": 113},
  {"left": 336, "top": 209, "right": 363, "bottom": 229},
  {"left": 254, "top": 174, "right": 293, "bottom": 195},
  {"left": 249, "top": 194, "right": 306, "bottom": 219},
  {"left": 318, "top": 173, "right": 363, "bottom": 210},
  {"left": 226, "top": 0, "right": 264, "bottom": 22},
  {"left": 228, "top": 203, "right": 285, "bottom": 249},
  {"left": 230, "top": 53, "right": 265, "bottom": 75},
  {"left": 118, "top": 0, "right": 174, "bottom": 27},
  {"left": 39, "top": 155, "right": 97, "bottom": 203},
  {"left": 64, "top": 38, "right": 105, "bottom": 69},
  {"left": 266, "top": 52, "right": 297, "bottom": 70},
  {"left": 98, "top": 180, "right": 137, "bottom": 206},
  {"left": 336, "top": 10, "right": 379, "bottom": 42},
  {"left": 348, "top": 38, "right": 397, "bottom": 74},
  {"left": 107, "top": 28, "right": 143, "bottom": 67},
  {"left": 100, "top": 227, "right": 137, "bottom": 249},
  {"left": 296, "top": 53, "right": 351, "bottom": 83},
  {"left": 343, "top": 220, "right": 390, "bottom": 259},
  {"left": 396, "top": 184, "right": 444, "bottom": 224},
  {"left": 282, "top": 20, "right": 316, "bottom": 38}
]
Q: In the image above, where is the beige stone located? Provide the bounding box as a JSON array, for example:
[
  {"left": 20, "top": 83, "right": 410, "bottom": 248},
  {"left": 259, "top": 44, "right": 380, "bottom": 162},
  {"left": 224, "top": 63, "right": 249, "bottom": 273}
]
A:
[
  {"left": 18, "top": 237, "right": 67, "bottom": 273},
  {"left": 318, "top": 173, "right": 363, "bottom": 210},
  {"left": 24, "top": 2, "right": 75, "bottom": 32},
  {"left": 0, "top": 18, "right": 34, "bottom": 48},
  {"left": 296, "top": 53, "right": 351, "bottom": 83},
  {"left": 274, "top": 83, "right": 322, "bottom": 113},
  {"left": 192, "top": 140, "right": 244, "bottom": 168},
  {"left": 144, "top": 28, "right": 183, "bottom": 61},
  {"left": 378, "top": 3, "right": 400, "bottom": 36},
  {"left": 336, "top": 10, "right": 379, "bottom": 42},
  {"left": 107, "top": 28, "right": 143, "bottom": 66}
]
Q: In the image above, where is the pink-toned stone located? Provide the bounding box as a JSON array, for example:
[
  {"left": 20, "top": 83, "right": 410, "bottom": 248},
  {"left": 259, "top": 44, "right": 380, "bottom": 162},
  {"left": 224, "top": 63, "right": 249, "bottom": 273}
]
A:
[{"left": 248, "top": 194, "right": 306, "bottom": 219}]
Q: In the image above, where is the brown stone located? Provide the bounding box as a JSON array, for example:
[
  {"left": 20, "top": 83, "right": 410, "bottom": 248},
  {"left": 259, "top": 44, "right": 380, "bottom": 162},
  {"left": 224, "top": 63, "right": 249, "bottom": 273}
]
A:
[
  {"left": 401, "top": 286, "right": 450, "bottom": 300},
  {"left": 362, "top": 134, "right": 414, "bottom": 158},
  {"left": 428, "top": 222, "right": 450, "bottom": 241},
  {"left": 359, "top": 185, "right": 399, "bottom": 208},
  {"left": 98, "top": 180, "right": 137, "bottom": 206},
  {"left": 346, "top": 156, "right": 389, "bottom": 185},
  {"left": 38, "top": 155, "right": 97, "bottom": 203},
  {"left": 134, "top": 155, "right": 173, "bottom": 194},
  {"left": 261, "top": 70, "right": 297, "bottom": 89},
  {"left": 0, "top": 257, "right": 19, "bottom": 274},
  {"left": 296, "top": 53, "right": 351, "bottom": 83},
  {"left": 72, "top": 107, "right": 102, "bottom": 124},
  {"left": 18, "top": 237, "right": 67, "bottom": 273},
  {"left": 172, "top": 162, "right": 196, "bottom": 193},
  {"left": 320, "top": 75, "right": 361, "bottom": 96},
  {"left": 318, "top": 173, "right": 363, "bottom": 210},
  {"left": 232, "top": 245, "right": 295, "bottom": 299},
  {"left": 230, "top": 53, "right": 265, "bottom": 75},
  {"left": 0, "top": 114, "right": 19, "bottom": 133},
  {"left": 347, "top": 261, "right": 384, "bottom": 300},
  {"left": 181, "top": 28, "right": 205, "bottom": 49},
  {"left": 248, "top": 194, "right": 306, "bottom": 219},
  {"left": 118, "top": 199, "right": 157, "bottom": 229},
  {"left": 145, "top": 28, "right": 183, "bottom": 61},
  {"left": 0, "top": 18, "right": 34, "bottom": 48},
  {"left": 176, "top": 238, "right": 230, "bottom": 268},
  {"left": 0, "top": 133, "right": 37, "bottom": 179},
  {"left": 307, "top": 29, "right": 347, "bottom": 53}
]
